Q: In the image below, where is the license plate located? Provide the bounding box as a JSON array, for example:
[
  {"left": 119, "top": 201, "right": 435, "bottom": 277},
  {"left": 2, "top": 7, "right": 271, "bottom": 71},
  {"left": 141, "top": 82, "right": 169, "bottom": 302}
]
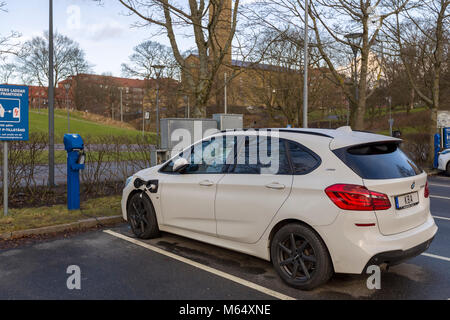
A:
[{"left": 395, "top": 192, "right": 419, "bottom": 210}]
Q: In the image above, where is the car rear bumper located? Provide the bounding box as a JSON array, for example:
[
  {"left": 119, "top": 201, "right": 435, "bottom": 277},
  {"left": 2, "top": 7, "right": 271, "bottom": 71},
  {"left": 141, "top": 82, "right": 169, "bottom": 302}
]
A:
[
  {"left": 364, "top": 236, "right": 434, "bottom": 270},
  {"left": 315, "top": 213, "right": 438, "bottom": 274}
]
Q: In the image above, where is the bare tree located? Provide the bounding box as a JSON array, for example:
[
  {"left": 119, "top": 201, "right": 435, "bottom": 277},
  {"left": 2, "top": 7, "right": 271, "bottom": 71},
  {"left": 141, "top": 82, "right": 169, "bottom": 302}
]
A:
[
  {"left": 122, "top": 40, "right": 179, "bottom": 80},
  {"left": 118, "top": 0, "right": 240, "bottom": 117},
  {"left": 0, "top": 2, "right": 20, "bottom": 60},
  {"left": 0, "top": 62, "right": 16, "bottom": 83},
  {"left": 72, "top": 74, "right": 120, "bottom": 117},
  {"left": 309, "top": 0, "right": 412, "bottom": 129},
  {"left": 250, "top": 0, "right": 409, "bottom": 129},
  {"left": 385, "top": 0, "right": 449, "bottom": 137},
  {"left": 246, "top": 30, "right": 313, "bottom": 126},
  {"left": 17, "top": 32, "right": 91, "bottom": 87}
]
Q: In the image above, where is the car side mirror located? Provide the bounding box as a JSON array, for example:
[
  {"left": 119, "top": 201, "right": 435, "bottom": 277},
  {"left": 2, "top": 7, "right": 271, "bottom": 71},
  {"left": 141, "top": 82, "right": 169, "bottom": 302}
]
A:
[{"left": 173, "top": 158, "right": 189, "bottom": 173}]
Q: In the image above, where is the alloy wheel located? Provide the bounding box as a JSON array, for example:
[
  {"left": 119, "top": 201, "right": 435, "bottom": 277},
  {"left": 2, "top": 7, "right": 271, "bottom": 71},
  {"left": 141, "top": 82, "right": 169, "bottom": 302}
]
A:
[
  {"left": 277, "top": 233, "right": 317, "bottom": 281},
  {"left": 129, "top": 196, "right": 150, "bottom": 235}
]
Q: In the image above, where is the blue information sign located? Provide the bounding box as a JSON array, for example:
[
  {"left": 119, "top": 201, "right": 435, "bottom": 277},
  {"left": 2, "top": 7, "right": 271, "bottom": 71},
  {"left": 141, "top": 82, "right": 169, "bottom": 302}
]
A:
[
  {"left": 444, "top": 127, "right": 450, "bottom": 150},
  {"left": 0, "top": 84, "right": 29, "bottom": 141}
]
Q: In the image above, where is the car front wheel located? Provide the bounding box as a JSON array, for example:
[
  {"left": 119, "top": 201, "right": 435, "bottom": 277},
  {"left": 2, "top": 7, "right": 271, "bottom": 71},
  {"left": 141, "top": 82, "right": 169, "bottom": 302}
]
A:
[
  {"left": 270, "top": 223, "right": 333, "bottom": 290},
  {"left": 127, "top": 192, "right": 160, "bottom": 239}
]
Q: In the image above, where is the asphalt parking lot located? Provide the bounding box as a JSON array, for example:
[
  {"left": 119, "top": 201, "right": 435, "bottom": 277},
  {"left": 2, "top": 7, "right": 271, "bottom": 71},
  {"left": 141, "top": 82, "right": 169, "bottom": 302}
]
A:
[{"left": 0, "top": 175, "right": 449, "bottom": 300}]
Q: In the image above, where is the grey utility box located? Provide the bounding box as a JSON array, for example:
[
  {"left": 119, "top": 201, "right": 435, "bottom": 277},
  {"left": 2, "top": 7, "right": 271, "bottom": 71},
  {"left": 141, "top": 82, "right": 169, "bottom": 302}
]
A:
[
  {"left": 160, "top": 118, "right": 218, "bottom": 151},
  {"left": 213, "top": 114, "right": 244, "bottom": 131}
]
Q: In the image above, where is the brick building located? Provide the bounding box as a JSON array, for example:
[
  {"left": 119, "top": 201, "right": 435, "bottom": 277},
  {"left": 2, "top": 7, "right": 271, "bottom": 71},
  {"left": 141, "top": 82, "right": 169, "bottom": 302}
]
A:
[
  {"left": 59, "top": 74, "right": 180, "bottom": 124},
  {"left": 28, "top": 85, "right": 71, "bottom": 111},
  {"left": 21, "top": 74, "right": 181, "bottom": 129}
]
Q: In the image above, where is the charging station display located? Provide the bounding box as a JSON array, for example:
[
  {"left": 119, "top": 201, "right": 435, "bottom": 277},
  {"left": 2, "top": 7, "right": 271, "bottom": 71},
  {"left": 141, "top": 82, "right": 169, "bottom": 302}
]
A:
[{"left": 0, "top": 85, "right": 29, "bottom": 141}]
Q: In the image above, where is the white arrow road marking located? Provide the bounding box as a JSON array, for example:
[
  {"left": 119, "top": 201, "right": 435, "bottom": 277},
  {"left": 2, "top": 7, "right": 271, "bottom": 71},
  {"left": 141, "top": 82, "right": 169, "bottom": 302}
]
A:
[{"left": 104, "top": 229, "right": 296, "bottom": 301}]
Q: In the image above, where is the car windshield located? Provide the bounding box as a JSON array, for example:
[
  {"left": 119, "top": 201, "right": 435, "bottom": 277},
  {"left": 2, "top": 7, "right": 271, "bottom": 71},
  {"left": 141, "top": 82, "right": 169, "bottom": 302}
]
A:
[{"left": 333, "top": 142, "right": 422, "bottom": 180}]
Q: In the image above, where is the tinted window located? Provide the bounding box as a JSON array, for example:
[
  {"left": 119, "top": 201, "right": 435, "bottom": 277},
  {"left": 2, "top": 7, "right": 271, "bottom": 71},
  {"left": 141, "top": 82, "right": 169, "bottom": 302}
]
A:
[
  {"left": 287, "top": 141, "right": 321, "bottom": 174},
  {"left": 231, "top": 136, "right": 291, "bottom": 175},
  {"left": 333, "top": 142, "right": 422, "bottom": 179}
]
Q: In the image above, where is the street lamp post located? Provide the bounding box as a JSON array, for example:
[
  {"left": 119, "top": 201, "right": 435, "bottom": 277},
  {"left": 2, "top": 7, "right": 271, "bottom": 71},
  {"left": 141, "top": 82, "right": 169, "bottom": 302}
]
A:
[
  {"left": 345, "top": 32, "right": 363, "bottom": 126},
  {"left": 151, "top": 65, "right": 166, "bottom": 147},
  {"left": 387, "top": 96, "right": 393, "bottom": 136},
  {"left": 303, "top": 0, "right": 309, "bottom": 128},
  {"left": 119, "top": 87, "right": 124, "bottom": 122},
  {"left": 48, "top": 0, "right": 55, "bottom": 187},
  {"left": 224, "top": 72, "right": 228, "bottom": 114},
  {"left": 184, "top": 95, "right": 190, "bottom": 118},
  {"left": 64, "top": 82, "right": 71, "bottom": 133}
]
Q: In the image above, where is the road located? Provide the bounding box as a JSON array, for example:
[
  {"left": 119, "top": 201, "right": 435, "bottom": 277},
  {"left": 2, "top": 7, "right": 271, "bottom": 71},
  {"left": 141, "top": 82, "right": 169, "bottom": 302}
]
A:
[{"left": 0, "top": 175, "right": 448, "bottom": 300}]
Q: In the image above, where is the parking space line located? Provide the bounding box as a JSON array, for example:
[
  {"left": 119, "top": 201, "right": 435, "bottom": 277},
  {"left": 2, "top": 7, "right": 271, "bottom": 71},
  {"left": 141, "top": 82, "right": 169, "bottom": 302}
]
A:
[
  {"left": 421, "top": 253, "right": 450, "bottom": 262},
  {"left": 429, "top": 183, "right": 450, "bottom": 188},
  {"left": 104, "top": 230, "right": 296, "bottom": 301},
  {"left": 433, "top": 215, "right": 450, "bottom": 221},
  {"left": 430, "top": 195, "right": 450, "bottom": 200}
]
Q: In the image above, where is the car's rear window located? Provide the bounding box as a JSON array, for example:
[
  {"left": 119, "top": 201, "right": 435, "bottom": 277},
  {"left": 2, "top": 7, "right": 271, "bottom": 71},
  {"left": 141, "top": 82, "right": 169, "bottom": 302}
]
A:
[{"left": 333, "top": 142, "right": 422, "bottom": 179}]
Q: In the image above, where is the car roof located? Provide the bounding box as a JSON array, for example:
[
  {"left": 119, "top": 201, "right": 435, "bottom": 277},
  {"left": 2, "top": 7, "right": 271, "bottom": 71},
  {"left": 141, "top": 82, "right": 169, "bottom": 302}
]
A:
[{"left": 222, "top": 127, "right": 401, "bottom": 150}]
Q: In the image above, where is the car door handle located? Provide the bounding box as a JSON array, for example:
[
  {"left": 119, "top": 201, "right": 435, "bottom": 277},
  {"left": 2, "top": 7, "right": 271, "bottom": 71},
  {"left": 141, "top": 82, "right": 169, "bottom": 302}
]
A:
[
  {"left": 199, "top": 180, "right": 215, "bottom": 187},
  {"left": 265, "top": 183, "right": 285, "bottom": 190}
]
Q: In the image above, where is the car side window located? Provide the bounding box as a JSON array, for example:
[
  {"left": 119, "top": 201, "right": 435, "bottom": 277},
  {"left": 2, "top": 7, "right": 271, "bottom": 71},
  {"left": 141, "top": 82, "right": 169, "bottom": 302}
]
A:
[
  {"left": 287, "top": 141, "right": 321, "bottom": 174},
  {"left": 231, "top": 136, "right": 291, "bottom": 175},
  {"left": 161, "top": 136, "right": 235, "bottom": 174},
  {"left": 186, "top": 136, "right": 236, "bottom": 174}
]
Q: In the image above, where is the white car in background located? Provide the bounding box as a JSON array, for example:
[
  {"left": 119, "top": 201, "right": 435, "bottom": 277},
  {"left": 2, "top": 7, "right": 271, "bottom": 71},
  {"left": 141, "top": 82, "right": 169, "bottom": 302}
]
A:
[
  {"left": 437, "top": 149, "right": 450, "bottom": 176},
  {"left": 122, "top": 127, "right": 437, "bottom": 290}
]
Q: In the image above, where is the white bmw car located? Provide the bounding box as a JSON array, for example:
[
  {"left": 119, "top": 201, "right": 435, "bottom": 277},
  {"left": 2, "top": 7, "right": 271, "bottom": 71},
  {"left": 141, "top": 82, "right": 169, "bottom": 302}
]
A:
[{"left": 122, "top": 127, "right": 437, "bottom": 290}]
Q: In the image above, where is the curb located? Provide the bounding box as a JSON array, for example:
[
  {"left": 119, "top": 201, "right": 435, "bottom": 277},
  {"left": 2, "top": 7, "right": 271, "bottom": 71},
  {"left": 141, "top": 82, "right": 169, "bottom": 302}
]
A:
[
  {"left": 426, "top": 169, "right": 443, "bottom": 177},
  {"left": 0, "top": 215, "right": 124, "bottom": 241}
]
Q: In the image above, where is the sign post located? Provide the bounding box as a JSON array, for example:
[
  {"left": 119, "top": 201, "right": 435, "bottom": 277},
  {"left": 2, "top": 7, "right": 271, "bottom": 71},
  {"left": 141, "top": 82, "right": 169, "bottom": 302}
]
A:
[
  {"left": 3, "top": 142, "right": 7, "bottom": 217},
  {"left": 437, "top": 111, "right": 450, "bottom": 128},
  {"left": 0, "top": 85, "right": 29, "bottom": 216}
]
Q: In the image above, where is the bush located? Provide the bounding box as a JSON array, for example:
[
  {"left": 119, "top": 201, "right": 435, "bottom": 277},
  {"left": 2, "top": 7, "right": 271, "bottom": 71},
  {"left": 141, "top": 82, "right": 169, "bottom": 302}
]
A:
[
  {"left": 401, "top": 133, "right": 432, "bottom": 169},
  {"left": 0, "top": 134, "right": 155, "bottom": 208}
]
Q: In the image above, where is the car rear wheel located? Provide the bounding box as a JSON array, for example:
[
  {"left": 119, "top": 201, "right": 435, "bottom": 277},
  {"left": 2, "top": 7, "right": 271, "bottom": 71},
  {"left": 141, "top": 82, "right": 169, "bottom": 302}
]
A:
[
  {"left": 271, "top": 223, "right": 333, "bottom": 290},
  {"left": 127, "top": 192, "right": 160, "bottom": 239}
]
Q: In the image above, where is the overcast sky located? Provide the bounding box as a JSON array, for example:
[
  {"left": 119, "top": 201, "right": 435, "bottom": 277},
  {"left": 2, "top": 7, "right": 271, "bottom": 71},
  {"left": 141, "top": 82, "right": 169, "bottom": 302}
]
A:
[{"left": 1, "top": 0, "right": 190, "bottom": 78}]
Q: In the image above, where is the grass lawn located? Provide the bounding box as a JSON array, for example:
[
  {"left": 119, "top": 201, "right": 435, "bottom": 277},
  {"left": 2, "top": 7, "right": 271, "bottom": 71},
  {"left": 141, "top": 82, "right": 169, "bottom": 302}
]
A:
[
  {"left": 30, "top": 109, "right": 156, "bottom": 142},
  {"left": 311, "top": 105, "right": 428, "bottom": 124},
  {"left": 375, "top": 126, "right": 425, "bottom": 136},
  {"left": 0, "top": 195, "right": 122, "bottom": 234}
]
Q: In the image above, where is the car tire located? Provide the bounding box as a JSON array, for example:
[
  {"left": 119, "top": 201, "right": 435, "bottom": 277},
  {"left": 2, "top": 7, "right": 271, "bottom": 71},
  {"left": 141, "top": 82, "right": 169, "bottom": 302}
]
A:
[
  {"left": 127, "top": 192, "right": 160, "bottom": 239},
  {"left": 270, "top": 223, "right": 333, "bottom": 290},
  {"left": 446, "top": 162, "right": 450, "bottom": 177}
]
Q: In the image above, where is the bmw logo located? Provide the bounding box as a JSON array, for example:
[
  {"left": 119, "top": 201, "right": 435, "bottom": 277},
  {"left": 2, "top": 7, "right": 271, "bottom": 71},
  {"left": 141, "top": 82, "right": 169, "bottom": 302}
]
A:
[{"left": 411, "top": 182, "right": 415, "bottom": 190}]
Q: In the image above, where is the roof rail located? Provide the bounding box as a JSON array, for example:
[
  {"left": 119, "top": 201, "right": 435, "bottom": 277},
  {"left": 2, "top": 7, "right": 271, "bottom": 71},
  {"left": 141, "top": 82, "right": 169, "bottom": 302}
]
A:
[
  {"left": 220, "top": 128, "right": 333, "bottom": 138},
  {"left": 278, "top": 129, "right": 333, "bottom": 138}
]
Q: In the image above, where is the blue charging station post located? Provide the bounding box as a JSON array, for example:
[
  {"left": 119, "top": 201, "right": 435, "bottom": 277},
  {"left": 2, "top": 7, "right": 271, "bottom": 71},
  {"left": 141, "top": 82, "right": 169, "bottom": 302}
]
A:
[
  {"left": 63, "top": 134, "right": 86, "bottom": 210},
  {"left": 434, "top": 133, "right": 441, "bottom": 168}
]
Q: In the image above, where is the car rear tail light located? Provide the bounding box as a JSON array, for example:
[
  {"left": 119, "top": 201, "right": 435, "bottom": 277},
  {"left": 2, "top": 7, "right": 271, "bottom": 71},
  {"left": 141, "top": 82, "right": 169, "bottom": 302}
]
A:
[
  {"left": 325, "top": 184, "right": 391, "bottom": 211},
  {"left": 355, "top": 223, "right": 376, "bottom": 227},
  {"left": 424, "top": 181, "right": 429, "bottom": 198}
]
